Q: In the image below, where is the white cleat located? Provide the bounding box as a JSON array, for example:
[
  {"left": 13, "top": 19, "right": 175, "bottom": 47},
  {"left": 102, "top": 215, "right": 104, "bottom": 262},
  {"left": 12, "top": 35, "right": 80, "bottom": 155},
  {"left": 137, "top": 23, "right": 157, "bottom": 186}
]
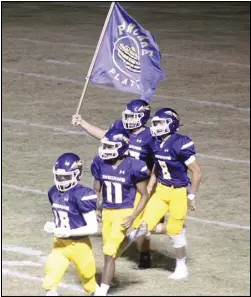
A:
[{"left": 168, "top": 266, "right": 188, "bottom": 280}]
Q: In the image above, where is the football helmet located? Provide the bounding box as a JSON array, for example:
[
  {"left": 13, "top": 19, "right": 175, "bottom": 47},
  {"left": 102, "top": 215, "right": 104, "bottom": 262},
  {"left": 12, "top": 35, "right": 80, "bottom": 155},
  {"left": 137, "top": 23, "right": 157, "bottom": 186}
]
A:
[
  {"left": 53, "top": 153, "right": 83, "bottom": 192},
  {"left": 99, "top": 128, "right": 130, "bottom": 160},
  {"left": 150, "top": 108, "right": 180, "bottom": 137},
  {"left": 122, "top": 99, "right": 151, "bottom": 130}
]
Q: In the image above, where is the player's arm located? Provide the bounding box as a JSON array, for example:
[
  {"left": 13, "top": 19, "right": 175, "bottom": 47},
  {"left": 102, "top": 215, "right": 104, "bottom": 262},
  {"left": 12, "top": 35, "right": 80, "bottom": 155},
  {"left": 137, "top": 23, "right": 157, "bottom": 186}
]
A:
[
  {"left": 72, "top": 114, "right": 107, "bottom": 140},
  {"left": 186, "top": 159, "right": 202, "bottom": 210},
  {"left": 146, "top": 164, "right": 157, "bottom": 194},
  {"left": 133, "top": 180, "right": 149, "bottom": 217},
  {"left": 122, "top": 180, "right": 149, "bottom": 229},
  {"left": 93, "top": 178, "right": 103, "bottom": 221},
  {"left": 69, "top": 210, "right": 98, "bottom": 236},
  {"left": 44, "top": 189, "right": 56, "bottom": 234},
  {"left": 53, "top": 210, "right": 98, "bottom": 238}
]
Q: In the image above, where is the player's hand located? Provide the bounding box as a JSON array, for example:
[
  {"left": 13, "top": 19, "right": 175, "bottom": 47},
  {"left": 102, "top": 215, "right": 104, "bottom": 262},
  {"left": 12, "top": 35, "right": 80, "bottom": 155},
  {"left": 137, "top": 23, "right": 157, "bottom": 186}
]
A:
[
  {"left": 71, "top": 114, "right": 82, "bottom": 126},
  {"left": 121, "top": 215, "right": 135, "bottom": 229},
  {"left": 188, "top": 198, "right": 196, "bottom": 211},
  {"left": 96, "top": 209, "right": 102, "bottom": 222},
  {"left": 54, "top": 227, "right": 71, "bottom": 238},
  {"left": 44, "top": 221, "right": 56, "bottom": 234}
]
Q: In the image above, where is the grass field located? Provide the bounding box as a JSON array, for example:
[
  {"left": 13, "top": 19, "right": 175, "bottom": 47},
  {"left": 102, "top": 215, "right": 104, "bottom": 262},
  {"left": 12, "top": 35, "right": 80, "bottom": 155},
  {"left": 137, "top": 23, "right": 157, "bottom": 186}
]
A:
[{"left": 2, "top": 2, "right": 250, "bottom": 296}]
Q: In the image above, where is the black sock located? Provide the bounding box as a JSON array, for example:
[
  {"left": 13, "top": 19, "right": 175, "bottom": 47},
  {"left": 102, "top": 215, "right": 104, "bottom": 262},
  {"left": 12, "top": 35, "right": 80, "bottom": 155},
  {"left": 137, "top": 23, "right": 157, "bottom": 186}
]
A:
[{"left": 140, "top": 251, "right": 151, "bottom": 260}]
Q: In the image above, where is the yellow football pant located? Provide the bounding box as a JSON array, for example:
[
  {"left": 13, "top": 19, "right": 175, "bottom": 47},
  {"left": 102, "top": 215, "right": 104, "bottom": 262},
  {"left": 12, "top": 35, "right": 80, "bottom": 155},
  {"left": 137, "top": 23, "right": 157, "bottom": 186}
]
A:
[
  {"left": 102, "top": 208, "right": 133, "bottom": 257},
  {"left": 42, "top": 237, "right": 96, "bottom": 294},
  {"left": 141, "top": 183, "right": 188, "bottom": 236}
]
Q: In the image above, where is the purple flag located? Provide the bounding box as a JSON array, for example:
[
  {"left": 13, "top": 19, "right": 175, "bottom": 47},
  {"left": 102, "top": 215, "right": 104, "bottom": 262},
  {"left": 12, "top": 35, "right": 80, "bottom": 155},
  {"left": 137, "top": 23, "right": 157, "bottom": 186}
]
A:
[{"left": 90, "top": 2, "right": 166, "bottom": 102}]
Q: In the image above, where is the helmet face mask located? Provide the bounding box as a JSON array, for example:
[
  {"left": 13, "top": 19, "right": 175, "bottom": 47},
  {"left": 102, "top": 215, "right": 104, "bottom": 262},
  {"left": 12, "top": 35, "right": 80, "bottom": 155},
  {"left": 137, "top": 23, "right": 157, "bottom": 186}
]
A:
[
  {"left": 122, "top": 110, "right": 144, "bottom": 129},
  {"left": 122, "top": 99, "right": 151, "bottom": 130},
  {"left": 150, "top": 118, "right": 173, "bottom": 136},
  {"left": 99, "top": 129, "right": 130, "bottom": 160},
  {"left": 150, "top": 108, "right": 180, "bottom": 137},
  {"left": 53, "top": 153, "right": 82, "bottom": 192},
  {"left": 99, "top": 139, "right": 122, "bottom": 160}
]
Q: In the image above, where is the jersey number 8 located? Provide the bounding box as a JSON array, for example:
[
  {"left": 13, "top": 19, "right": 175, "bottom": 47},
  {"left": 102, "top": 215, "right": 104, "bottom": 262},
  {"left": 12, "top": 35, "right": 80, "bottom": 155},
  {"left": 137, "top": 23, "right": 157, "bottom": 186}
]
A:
[
  {"left": 158, "top": 160, "right": 171, "bottom": 180},
  {"left": 53, "top": 210, "right": 70, "bottom": 229}
]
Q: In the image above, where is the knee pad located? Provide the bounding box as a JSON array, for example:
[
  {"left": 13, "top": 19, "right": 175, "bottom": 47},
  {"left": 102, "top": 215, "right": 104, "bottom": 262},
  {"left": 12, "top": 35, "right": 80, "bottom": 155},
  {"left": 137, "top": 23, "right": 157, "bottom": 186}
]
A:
[{"left": 169, "top": 229, "right": 186, "bottom": 248}]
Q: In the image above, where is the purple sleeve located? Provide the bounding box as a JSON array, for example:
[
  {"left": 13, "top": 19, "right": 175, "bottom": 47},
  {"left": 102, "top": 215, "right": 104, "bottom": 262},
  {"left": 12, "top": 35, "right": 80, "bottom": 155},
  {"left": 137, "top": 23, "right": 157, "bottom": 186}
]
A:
[
  {"left": 177, "top": 136, "right": 196, "bottom": 164},
  {"left": 48, "top": 186, "right": 55, "bottom": 205},
  {"left": 91, "top": 156, "right": 101, "bottom": 180},
  {"left": 76, "top": 188, "right": 97, "bottom": 214},
  {"left": 133, "top": 160, "right": 150, "bottom": 183}
]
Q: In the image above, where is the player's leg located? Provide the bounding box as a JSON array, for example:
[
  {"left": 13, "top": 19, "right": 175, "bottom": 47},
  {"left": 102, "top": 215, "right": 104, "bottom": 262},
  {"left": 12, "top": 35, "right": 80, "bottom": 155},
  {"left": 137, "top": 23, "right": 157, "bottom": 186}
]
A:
[
  {"left": 116, "top": 192, "right": 149, "bottom": 264},
  {"left": 69, "top": 238, "right": 98, "bottom": 295},
  {"left": 152, "top": 215, "right": 168, "bottom": 234},
  {"left": 135, "top": 183, "right": 169, "bottom": 269},
  {"left": 166, "top": 187, "right": 188, "bottom": 279},
  {"left": 94, "top": 208, "right": 132, "bottom": 296},
  {"left": 131, "top": 191, "right": 152, "bottom": 269},
  {"left": 42, "top": 239, "right": 70, "bottom": 295}
]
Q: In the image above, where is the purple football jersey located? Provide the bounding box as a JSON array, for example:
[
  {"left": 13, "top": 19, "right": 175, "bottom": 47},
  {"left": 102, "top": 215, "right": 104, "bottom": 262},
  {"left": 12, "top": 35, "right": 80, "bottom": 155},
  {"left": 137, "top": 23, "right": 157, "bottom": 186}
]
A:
[
  {"left": 150, "top": 133, "right": 196, "bottom": 187},
  {"left": 48, "top": 184, "right": 97, "bottom": 229},
  {"left": 91, "top": 155, "right": 149, "bottom": 209},
  {"left": 110, "top": 120, "right": 154, "bottom": 170}
]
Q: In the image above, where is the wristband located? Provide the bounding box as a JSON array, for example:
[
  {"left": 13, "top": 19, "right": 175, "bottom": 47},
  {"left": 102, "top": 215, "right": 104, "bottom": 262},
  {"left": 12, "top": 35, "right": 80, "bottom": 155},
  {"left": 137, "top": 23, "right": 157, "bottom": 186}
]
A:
[{"left": 188, "top": 193, "right": 195, "bottom": 201}]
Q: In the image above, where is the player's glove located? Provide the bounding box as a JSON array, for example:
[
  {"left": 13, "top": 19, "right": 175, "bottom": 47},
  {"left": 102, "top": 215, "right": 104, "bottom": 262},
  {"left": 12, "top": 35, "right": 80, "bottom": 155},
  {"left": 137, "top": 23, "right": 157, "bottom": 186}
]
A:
[
  {"left": 54, "top": 227, "right": 71, "bottom": 238},
  {"left": 44, "top": 221, "right": 56, "bottom": 234}
]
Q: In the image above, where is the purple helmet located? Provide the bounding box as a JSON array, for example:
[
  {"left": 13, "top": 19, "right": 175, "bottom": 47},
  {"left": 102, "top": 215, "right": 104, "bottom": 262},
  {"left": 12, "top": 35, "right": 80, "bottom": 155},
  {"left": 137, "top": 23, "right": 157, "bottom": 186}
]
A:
[
  {"left": 150, "top": 108, "right": 180, "bottom": 136},
  {"left": 99, "top": 128, "right": 130, "bottom": 160},
  {"left": 122, "top": 99, "right": 151, "bottom": 130},
  {"left": 53, "top": 153, "right": 83, "bottom": 192}
]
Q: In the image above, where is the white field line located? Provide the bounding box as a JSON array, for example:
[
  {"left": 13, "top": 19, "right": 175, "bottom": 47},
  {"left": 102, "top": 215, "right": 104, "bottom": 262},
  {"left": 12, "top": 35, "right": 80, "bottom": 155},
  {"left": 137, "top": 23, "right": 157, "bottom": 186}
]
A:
[
  {"left": 2, "top": 268, "right": 85, "bottom": 294},
  {"left": 2, "top": 183, "right": 250, "bottom": 231},
  {"left": 3, "top": 118, "right": 87, "bottom": 135},
  {"left": 2, "top": 118, "right": 250, "bottom": 165},
  {"left": 45, "top": 59, "right": 76, "bottom": 65},
  {"left": 5, "top": 37, "right": 250, "bottom": 69},
  {"left": 46, "top": 55, "right": 251, "bottom": 70},
  {"left": 2, "top": 244, "right": 44, "bottom": 256},
  {"left": 2, "top": 260, "right": 42, "bottom": 267},
  {"left": 2, "top": 68, "right": 250, "bottom": 112},
  {"left": 195, "top": 153, "right": 249, "bottom": 165}
]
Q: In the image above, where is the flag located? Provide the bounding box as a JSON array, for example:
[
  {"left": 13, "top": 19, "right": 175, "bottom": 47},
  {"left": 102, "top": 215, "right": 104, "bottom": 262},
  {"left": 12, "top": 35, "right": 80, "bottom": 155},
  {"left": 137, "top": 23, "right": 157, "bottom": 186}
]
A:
[{"left": 90, "top": 2, "right": 166, "bottom": 102}]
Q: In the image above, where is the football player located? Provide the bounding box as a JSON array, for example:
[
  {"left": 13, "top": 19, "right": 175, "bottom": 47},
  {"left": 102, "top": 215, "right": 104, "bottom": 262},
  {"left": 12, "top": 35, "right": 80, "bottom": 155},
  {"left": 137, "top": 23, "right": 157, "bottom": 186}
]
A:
[
  {"left": 91, "top": 128, "right": 149, "bottom": 296},
  {"left": 134, "top": 108, "right": 202, "bottom": 279},
  {"left": 72, "top": 99, "right": 164, "bottom": 269},
  {"left": 42, "top": 153, "right": 99, "bottom": 296}
]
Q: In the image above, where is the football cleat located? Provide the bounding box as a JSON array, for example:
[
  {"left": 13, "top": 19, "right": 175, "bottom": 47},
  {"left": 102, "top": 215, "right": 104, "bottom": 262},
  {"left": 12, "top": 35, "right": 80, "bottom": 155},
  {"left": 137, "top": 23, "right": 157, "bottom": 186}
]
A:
[{"left": 168, "top": 265, "right": 188, "bottom": 279}]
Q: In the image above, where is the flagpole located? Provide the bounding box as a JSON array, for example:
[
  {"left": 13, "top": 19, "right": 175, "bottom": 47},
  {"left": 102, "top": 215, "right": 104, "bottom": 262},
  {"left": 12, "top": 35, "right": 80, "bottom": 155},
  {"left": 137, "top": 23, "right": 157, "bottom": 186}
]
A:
[{"left": 74, "top": 1, "right": 116, "bottom": 115}]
